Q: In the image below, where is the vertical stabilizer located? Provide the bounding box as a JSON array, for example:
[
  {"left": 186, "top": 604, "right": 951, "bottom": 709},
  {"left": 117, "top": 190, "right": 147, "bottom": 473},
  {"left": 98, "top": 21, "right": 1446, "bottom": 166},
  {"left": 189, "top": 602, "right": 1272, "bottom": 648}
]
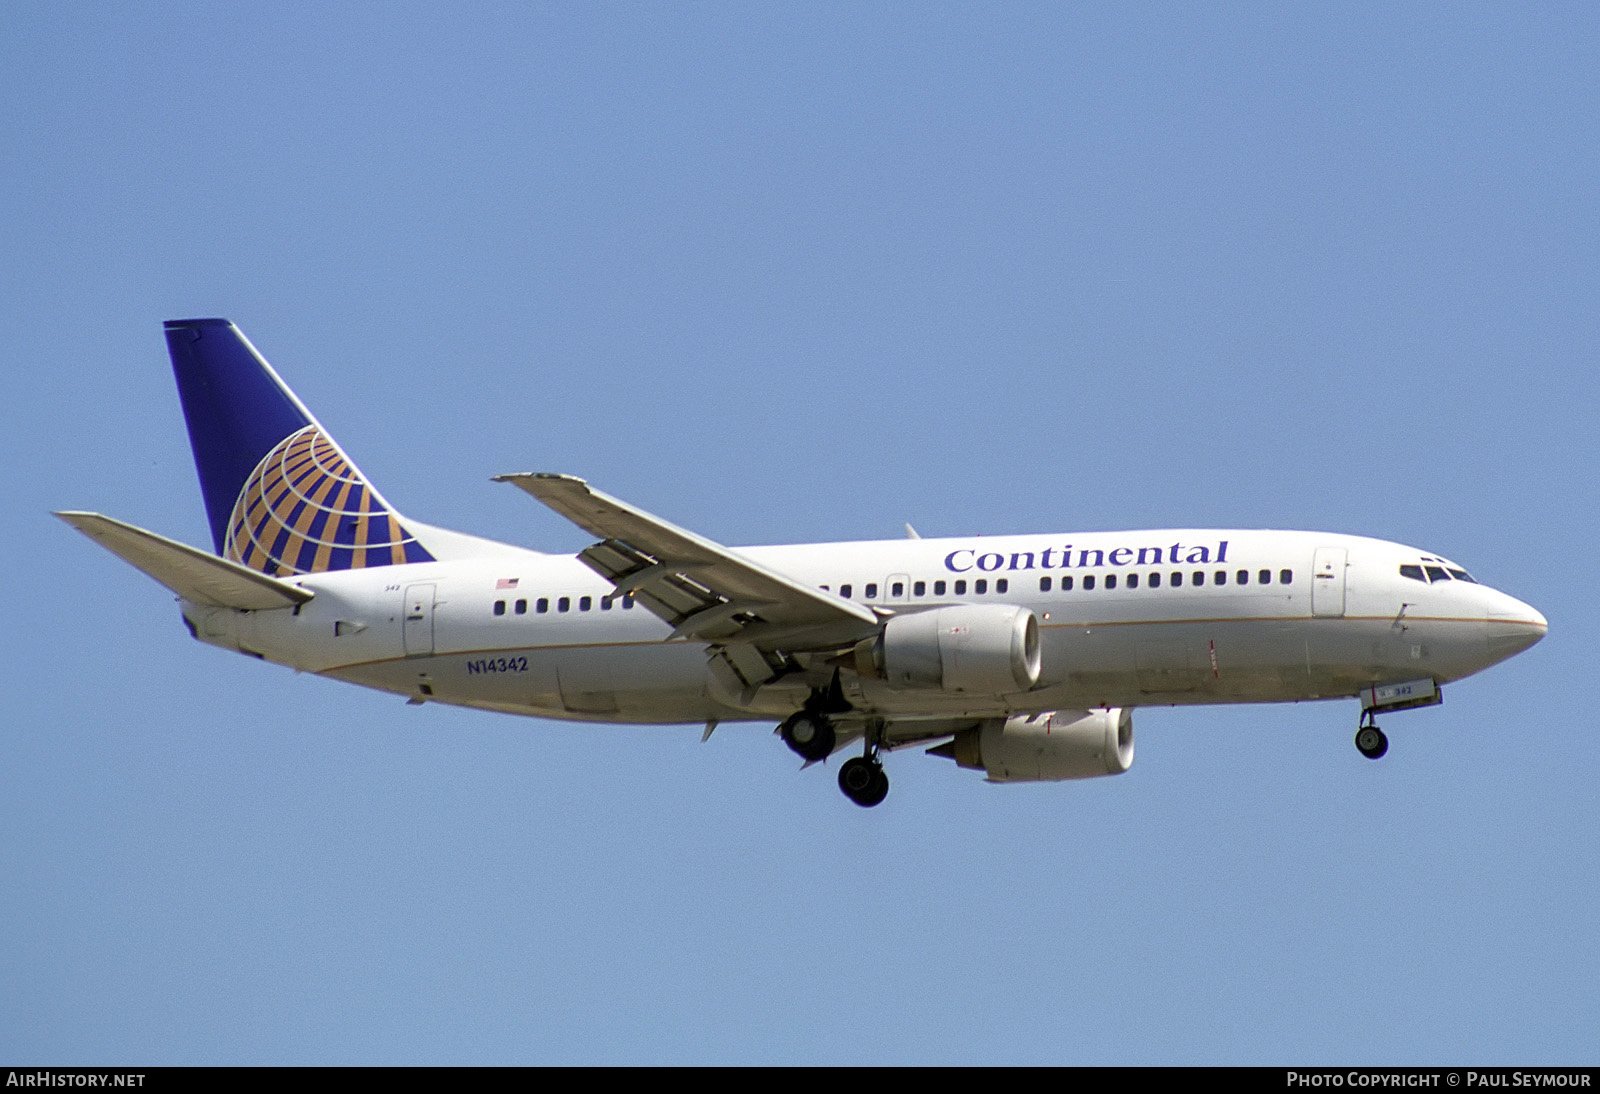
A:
[{"left": 165, "top": 319, "right": 435, "bottom": 576}]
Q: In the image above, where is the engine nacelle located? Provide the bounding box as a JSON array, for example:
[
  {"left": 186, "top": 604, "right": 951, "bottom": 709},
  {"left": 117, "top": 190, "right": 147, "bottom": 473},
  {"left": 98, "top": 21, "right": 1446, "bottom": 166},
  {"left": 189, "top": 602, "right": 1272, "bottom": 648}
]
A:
[
  {"left": 874, "top": 604, "right": 1041, "bottom": 694},
  {"left": 935, "top": 709, "right": 1134, "bottom": 782}
]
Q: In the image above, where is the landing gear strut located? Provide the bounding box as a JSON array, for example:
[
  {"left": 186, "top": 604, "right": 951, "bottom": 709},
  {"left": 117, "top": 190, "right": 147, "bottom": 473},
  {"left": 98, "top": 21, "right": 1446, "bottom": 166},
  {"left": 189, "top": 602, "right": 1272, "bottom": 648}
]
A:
[{"left": 1355, "top": 710, "right": 1388, "bottom": 760}]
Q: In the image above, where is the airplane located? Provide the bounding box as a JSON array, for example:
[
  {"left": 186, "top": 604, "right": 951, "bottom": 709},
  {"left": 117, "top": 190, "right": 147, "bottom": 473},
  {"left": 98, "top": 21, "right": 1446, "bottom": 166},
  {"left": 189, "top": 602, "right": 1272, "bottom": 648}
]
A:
[{"left": 58, "top": 318, "right": 1548, "bottom": 807}]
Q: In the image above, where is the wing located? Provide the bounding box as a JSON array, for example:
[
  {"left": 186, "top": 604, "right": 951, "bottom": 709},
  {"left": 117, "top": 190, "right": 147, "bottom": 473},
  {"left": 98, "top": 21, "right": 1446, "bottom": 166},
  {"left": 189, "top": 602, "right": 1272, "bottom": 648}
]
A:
[{"left": 495, "top": 473, "right": 881, "bottom": 690}]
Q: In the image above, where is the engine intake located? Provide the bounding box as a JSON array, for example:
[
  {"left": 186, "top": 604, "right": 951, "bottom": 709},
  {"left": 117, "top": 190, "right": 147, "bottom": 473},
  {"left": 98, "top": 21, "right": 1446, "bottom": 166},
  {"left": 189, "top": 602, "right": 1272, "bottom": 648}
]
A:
[
  {"left": 932, "top": 708, "right": 1134, "bottom": 782},
  {"left": 872, "top": 604, "right": 1041, "bottom": 694}
]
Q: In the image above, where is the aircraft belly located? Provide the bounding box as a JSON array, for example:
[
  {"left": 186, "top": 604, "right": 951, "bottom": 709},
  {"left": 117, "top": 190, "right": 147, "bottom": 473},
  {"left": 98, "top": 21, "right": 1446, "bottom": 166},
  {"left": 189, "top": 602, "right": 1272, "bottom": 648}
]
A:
[
  {"left": 1034, "top": 616, "right": 1413, "bottom": 707},
  {"left": 325, "top": 641, "right": 724, "bottom": 723}
]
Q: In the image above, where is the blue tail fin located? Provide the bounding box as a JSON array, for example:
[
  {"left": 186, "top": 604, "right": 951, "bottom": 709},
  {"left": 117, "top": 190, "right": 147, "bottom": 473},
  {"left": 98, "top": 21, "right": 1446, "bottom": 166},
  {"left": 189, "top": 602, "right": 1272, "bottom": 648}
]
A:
[{"left": 165, "top": 319, "right": 434, "bottom": 576}]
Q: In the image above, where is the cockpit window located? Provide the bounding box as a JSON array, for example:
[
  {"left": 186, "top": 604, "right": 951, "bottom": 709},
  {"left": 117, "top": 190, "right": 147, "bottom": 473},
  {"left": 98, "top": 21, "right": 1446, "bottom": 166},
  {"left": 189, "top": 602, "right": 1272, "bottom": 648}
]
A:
[
  {"left": 1448, "top": 569, "right": 1477, "bottom": 583},
  {"left": 1424, "top": 566, "right": 1451, "bottom": 582},
  {"left": 1399, "top": 564, "right": 1426, "bottom": 582}
]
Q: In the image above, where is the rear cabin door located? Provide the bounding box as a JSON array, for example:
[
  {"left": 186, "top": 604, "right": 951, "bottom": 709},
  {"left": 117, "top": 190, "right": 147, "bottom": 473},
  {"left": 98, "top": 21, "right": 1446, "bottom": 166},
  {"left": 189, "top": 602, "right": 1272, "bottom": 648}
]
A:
[
  {"left": 403, "top": 583, "right": 436, "bottom": 656},
  {"left": 1311, "top": 548, "right": 1347, "bottom": 618}
]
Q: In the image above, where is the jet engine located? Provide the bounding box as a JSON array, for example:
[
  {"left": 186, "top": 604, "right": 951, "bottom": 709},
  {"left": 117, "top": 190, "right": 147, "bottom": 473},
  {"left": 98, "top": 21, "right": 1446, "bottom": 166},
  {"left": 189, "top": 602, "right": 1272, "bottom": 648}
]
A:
[
  {"left": 866, "top": 604, "right": 1041, "bottom": 694},
  {"left": 931, "top": 708, "right": 1134, "bottom": 782}
]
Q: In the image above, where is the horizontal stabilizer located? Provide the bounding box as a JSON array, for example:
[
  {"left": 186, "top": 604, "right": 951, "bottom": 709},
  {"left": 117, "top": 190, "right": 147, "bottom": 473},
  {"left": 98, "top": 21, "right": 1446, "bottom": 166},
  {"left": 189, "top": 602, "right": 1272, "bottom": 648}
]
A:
[{"left": 55, "top": 511, "right": 313, "bottom": 610}]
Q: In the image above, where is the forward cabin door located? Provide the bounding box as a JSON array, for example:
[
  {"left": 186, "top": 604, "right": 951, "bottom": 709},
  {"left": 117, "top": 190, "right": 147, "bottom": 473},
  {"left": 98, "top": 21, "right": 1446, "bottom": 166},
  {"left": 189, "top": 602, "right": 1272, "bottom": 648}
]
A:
[
  {"left": 403, "top": 583, "right": 436, "bottom": 656},
  {"left": 1311, "top": 548, "right": 1347, "bottom": 618},
  {"left": 884, "top": 572, "right": 911, "bottom": 604}
]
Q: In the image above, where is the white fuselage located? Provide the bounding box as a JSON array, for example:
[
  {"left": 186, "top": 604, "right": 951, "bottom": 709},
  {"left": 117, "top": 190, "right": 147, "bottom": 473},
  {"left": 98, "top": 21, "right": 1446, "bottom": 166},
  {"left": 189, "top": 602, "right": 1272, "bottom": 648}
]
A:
[{"left": 181, "top": 528, "right": 1546, "bottom": 729}]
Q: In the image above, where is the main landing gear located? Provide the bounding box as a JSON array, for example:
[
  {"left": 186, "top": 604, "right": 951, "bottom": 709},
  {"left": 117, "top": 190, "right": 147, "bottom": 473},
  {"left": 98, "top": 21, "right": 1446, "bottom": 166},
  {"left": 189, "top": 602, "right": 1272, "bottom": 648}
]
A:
[
  {"left": 778, "top": 709, "right": 890, "bottom": 806},
  {"left": 778, "top": 710, "right": 835, "bottom": 762},
  {"left": 839, "top": 754, "right": 889, "bottom": 808},
  {"left": 779, "top": 671, "right": 849, "bottom": 763},
  {"left": 777, "top": 673, "right": 890, "bottom": 807},
  {"left": 1355, "top": 710, "right": 1389, "bottom": 760}
]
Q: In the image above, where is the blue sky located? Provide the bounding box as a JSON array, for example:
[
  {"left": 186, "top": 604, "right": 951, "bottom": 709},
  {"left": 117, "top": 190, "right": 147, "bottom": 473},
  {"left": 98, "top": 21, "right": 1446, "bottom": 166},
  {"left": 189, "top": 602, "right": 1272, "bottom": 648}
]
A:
[{"left": 4, "top": 2, "right": 1596, "bottom": 1064}]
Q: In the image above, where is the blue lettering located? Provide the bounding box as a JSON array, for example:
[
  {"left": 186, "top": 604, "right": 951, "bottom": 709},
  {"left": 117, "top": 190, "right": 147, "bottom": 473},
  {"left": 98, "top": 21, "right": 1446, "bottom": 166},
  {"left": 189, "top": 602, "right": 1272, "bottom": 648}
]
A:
[{"left": 942, "top": 540, "right": 1238, "bottom": 575}]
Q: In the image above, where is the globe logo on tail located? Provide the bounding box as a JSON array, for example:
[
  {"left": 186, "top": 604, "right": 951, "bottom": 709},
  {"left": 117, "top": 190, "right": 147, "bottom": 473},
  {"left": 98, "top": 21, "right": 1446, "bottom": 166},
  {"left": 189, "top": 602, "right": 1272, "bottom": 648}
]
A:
[{"left": 225, "top": 425, "right": 433, "bottom": 576}]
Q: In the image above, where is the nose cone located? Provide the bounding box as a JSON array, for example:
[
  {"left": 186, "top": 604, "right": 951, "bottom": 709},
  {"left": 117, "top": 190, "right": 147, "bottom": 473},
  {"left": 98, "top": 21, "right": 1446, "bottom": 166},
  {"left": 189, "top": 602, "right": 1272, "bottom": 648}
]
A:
[{"left": 1486, "top": 596, "right": 1548, "bottom": 661}]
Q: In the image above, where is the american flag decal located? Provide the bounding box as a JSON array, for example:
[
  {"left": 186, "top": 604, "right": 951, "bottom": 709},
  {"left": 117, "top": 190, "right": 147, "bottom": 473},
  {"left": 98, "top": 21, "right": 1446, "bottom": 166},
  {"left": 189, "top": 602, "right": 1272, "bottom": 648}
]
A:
[{"left": 496, "top": 578, "right": 519, "bottom": 589}]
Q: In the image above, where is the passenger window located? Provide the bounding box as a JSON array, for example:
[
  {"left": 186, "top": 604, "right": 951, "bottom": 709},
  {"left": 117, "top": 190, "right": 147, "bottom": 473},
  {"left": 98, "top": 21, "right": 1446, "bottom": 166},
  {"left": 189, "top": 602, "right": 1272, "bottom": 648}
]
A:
[
  {"left": 1084, "top": 575, "right": 1096, "bottom": 591},
  {"left": 1172, "top": 572, "right": 1184, "bottom": 587},
  {"left": 913, "top": 580, "right": 926, "bottom": 596},
  {"left": 933, "top": 580, "right": 946, "bottom": 595},
  {"left": 515, "top": 599, "right": 527, "bottom": 614},
  {"left": 1192, "top": 572, "right": 1204, "bottom": 587},
  {"left": 600, "top": 596, "right": 613, "bottom": 610},
  {"left": 996, "top": 578, "right": 1008, "bottom": 593},
  {"left": 1128, "top": 573, "right": 1139, "bottom": 589},
  {"left": 820, "top": 584, "right": 830, "bottom": 592},
  {"left": 1425, "top": 566, "right": 1450, "bottom": 582},
  {"left": 537, "top": 598, "right": 549, "bottom": 613},
  {"left": 955, "top": 580, "right": 967, "bottom": 594},
  {"left": 622, "top": 595, "right": 635, "bottom": 609},
  {"left": 841, "top": 583, "right": 853, "bottom": 598},
  {"left": 1258, "top": 569, "right": 1271, "bottom": 585},
  {"left": 493, "top": 600, "right": 506, "bottom": 616},
  {"left": 1149, "top": 572, "right": 1161, "bottom": 588},
  {"left": 865, "top": 583, "right": 878, "bottom": 599},
  {"left": 975, "top": 579, "right": 988, "bottom": 594},
  {"left": 891, "top": 582, "right": 904, "bottom": 597},
  {"left": 1105, "top": 574, "right": 1117, "bottom": 590},
  {"left": 1399, "top": 565, "right": 1425, "bottom": 582},
  {"left": 1214, "top": 571, "right": 1226, "bottom": 586},
  {"left": 1237, "top": 570, "right": 1248, "bottom": 585},
  {"left": 1062, "top": 576, "right": 1074, "bottom": 591},
  {"left": 1279, "top": 570, "right": 1293, "bottom": 585},
  {"left": 558, "top": 596, "right": 571, "bottom": 612},
  {"left": 579, "top": 596, "right": 592, "bottom": 611},
  {"left": 1039, "top": 576, "right": 1052, "bottom": 592}
]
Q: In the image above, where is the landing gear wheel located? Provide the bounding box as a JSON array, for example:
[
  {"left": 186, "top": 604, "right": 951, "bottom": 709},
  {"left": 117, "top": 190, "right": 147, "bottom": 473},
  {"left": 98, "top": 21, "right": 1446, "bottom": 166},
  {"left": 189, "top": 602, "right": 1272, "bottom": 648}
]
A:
[
  {"left": 839, "top": 756, "right": 889, "bottom": 807},
  {"left": 1355, "top": 725, "right": 1388, "bottom": 760},
  {"left": 780, "top": 711, "right": 835, "bottom": 762}
]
